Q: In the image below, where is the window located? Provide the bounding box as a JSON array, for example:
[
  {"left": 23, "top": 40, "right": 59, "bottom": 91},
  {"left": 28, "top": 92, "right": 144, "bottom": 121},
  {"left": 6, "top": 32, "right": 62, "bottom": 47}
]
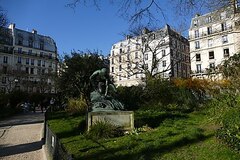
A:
[
  {"left": 195, "top": 41, "right": 200, "bottom": 49},
  {"left": 28, "top": 50, "right": 32, "bottom": 55},
  {"left": 4, "top": 46, "right": 8, "bottom": 53},
  {"left": 2, "top": 77, "right": 7, "bottom": 84},
  {"left": 40, "top": 41, "right": 44, "bottom": 50},
  {"left": 127, "top": 46, "right": 130, "bottom": 51},
  {"left": 209, "top": 51, "right": 214, "bottom": 59},
  {"left": 196, "top": 54, "right": 201, "bottom": 61},
  {"left": 111, "top": 58, "right": 114, "bottom": 64},
  {"left": 111, "top": 67, "right": 114, "bottom": 73},
  {"left": 18, "top": 39, "right": 23, "bottom": 45},
  {"left": 40, "top": 52, "right": 44, "bottom": 57},
  {"left": 119, "top": 56, "right": 122, "bottom": 63},
  {"left": 41, "top": 69, "right": 45, "bottom": 74},
  {"left": 42, "top": 60, "right": 45, "bottom": 67},
  {"left": 135, "top": 74, "right": 138, "bottom": 78},
  {"left": 127, "top": 54, "right": 130, "bottom": 61},
  {"left": 136, "top": 44, "right": 140, "bottom": 49},
  {"left": 144, "top": 64, "right": 148, "bottom": 69},
  {"left": 30, "top": 68, "right": 34, "bottom": 74},
  {"left": 208, "top": 39, "right": 213, "bottom": 47},
  {"left": 127, "top": 63, "right": 131, "bottom": 69},
  {"left": 26, "top": 67, "right": 29, "bottom": 74},
  {"left": 26, "top": 58, "right": 29, "bottom": 65},
  {"left": 220, "top": 12, "right": 226, "bottom": 19},
  {"left": 18, "top": 48, "right": 22, "bottom": 54},
  {"left": 222, "top": 35, "right": 228, "bottom": 43},
  {"left": 195, "top": 30, "right": 199, "bottom": 38},
  {"left": 31, "top": 59, "right": 34, "bottom": 65},
  {"left": 119, "top": 48, "right": 123, "bottom": 53},
  {"left": 119, "top": 75, "right": 122, "bottom": 81},
  {"left": 3, "top": 66, "right": 7, "bottom": 74},
  {"left": 127, "top": 73, "right": 130, "bottom": 79},
  {"left": 135, "top": 52, "right": 138, "bottom": 58},
  {"left": 49, "top": 54, "right": 52, "bottom": 59},
  {"left": 209, "top": 63, "right": 215, "bottom": 69},
  {"left": 17, "top": 57, "right": 22, "bottom": 64},
  {"left": 38, "top": 60, "right": 41, "bottom": 66},
  {"left": 3, "top": 56, "right": 8, "bottom": 63},
  {"left": 196, "top": 64, "right": 202, "bottom": 73},
  {"left": 29, "top": 39, "right": 33, "bottom": 47},
  {"left": 162, "top": 50, "right": 166, "bottom": 57},
  {"left": 112, "top": 51, "right": 114, "bottom": 56},
  {"left": 221, "top": 22, "right": 227, "bottom": 31},
  {"left": 193, "top": 19, "right": 199, "bottom": 27},
  {"left": 144, "top": 54, "right": 148, "bottom": 60},
  {"left": 162, "top": 60, "right": 166, "bottom": 67},
  {"left": 49, "top": 62, "right": 52, "bottom": 68},
  {"left": 119, "top": 65, "right": 122, "bottom": 71},
  {"left": 223, "top": 48, "right": 229, "bottom": 57},
  {"left": 206, "top": 16, "right": 212, "bottom": 23},
  {"left": 207, "top": 26, "right": 212, "bottom": 35}
]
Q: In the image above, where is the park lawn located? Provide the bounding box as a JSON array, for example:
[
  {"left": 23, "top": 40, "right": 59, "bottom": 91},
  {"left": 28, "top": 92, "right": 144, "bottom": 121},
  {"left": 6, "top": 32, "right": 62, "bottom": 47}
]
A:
[{"left": 47, "top": 110, "right": 240, "bottom": 160}]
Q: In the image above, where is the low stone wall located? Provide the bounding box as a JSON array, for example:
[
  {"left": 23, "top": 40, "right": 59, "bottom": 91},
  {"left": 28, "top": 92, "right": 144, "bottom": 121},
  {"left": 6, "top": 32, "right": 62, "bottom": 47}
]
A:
[
  {"left": 44, "top": 124, "right": 74, "bottom": 160},
  {"left": 44, "top": 114, "right": 73, "bottom": 160},
  {"left": 87, "top": 111, "right": 134, "bottom": 131}
]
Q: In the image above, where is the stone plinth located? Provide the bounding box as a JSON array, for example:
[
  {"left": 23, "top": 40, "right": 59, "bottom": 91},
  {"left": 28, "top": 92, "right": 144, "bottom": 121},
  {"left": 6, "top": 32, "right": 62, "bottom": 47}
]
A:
[{"left": 87, "top": 111, "right": 134, "bottom": 131}]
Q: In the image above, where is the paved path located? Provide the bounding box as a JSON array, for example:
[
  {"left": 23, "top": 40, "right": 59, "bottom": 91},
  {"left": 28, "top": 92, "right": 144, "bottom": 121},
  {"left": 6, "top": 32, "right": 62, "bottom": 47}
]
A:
[{"left": 0, "top": 111, "right": 46, "bottom": 160}]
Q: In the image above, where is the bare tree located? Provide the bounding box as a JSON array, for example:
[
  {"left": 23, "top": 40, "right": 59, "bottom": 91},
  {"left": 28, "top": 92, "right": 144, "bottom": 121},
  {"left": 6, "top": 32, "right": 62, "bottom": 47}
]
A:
[{"left": 67, "top": 0, "right": 239, "bottom": 27}]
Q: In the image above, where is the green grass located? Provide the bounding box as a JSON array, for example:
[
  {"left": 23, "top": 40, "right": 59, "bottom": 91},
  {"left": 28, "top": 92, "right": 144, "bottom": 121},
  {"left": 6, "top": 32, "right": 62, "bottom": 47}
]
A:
[{"left": 47, "top": 110, "right": 240, "bottom": 160}]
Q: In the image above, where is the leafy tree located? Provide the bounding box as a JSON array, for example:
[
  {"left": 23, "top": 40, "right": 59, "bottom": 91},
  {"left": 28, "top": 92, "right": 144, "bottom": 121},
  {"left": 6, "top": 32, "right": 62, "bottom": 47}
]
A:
[{"left": 57, "top": 51, "right": 107, "bottom": 103}]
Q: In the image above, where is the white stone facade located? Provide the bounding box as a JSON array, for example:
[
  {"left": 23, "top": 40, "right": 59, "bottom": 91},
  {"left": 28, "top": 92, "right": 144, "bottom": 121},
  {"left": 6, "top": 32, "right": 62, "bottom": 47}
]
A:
[
  {"left": 0, "top": 24, "right": 58, "bottom": 93},
  {"left": 189, "top": 7, "right": 240, "bottom": 79},
  {"left": 110, "top": 25, "right": 190, "bottom": 87}
]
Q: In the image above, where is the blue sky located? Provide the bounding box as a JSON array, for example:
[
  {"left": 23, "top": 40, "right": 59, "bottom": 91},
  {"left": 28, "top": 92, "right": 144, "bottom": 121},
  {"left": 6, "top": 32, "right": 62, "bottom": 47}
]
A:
[{"left": 1, "top": 0, "right": 198, "bottom": 56}]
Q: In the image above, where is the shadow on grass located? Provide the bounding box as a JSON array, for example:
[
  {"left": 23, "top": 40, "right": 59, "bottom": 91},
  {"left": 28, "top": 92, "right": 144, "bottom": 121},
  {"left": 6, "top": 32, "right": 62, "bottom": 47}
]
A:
[
  {"left": 135, "top": 112, "right": 188, "bottom": 128},
  {"left": 75, "top": 131, "right": 214, "bottom": 160}
]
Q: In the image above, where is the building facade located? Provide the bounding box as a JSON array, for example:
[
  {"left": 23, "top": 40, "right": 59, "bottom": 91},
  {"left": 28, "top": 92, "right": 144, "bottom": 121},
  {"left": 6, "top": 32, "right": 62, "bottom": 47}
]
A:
[
  {"left": 109, "top": 25, "right": 190, "bottom": 87},
  {"left": 0, "top": 24, "right": 58, "bottom": 93},
  {"left": 189, "top": 6, "right": 240, "bottom": 79}
]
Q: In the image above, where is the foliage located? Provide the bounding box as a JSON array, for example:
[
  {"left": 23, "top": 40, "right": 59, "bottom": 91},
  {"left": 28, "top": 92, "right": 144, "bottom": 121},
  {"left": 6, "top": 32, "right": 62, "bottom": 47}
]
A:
[
  {"left": 0, "top": 91, "right": 54, "bottom": 118},
  {"left": 66, "top": 96, "right": 88, "bottom": 115},
  {"left": 116, "top": 85, "right": 143, "bottom": 110},
  {"left": 220, "top": 52, "right": 240, "bottom": 93},
  {"left": 141, "top": 78, "right": 200, "bottom": 112},
  {"left": 87, "top": 120, "right": 124, "bottom": 140},
  {"left": 207, "top": 92, "right": 240, "bottom": 151},
  {"left": 57, "top": 51, "right": 107, "bottom": 103},
  {"left": 216, "top": 107, "right": 240, "bottom": 151}
]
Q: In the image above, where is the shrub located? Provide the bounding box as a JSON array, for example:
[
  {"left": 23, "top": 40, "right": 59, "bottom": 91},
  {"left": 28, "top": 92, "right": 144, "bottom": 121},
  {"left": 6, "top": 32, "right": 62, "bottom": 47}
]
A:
[
  {"left": 117, "top": 86, "right": 143, "bottom": 110},
  {"left": 216, "top": 107, "right": 240, "bottom": 151},
  {"left": 66, "top": 96, "right": 88, "bottom": 115},
  {"left": 87, "top": 120, "right": 124, "bottom": 139}
]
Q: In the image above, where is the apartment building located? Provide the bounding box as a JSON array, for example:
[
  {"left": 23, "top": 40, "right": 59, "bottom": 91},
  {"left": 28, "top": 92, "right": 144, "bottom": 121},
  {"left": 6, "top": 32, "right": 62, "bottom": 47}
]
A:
[
  {"left": 0, "top": 24, "right": 58, "bottom": 93},
  {"left": 109, "top": 24, "right": 190, "bottom": 87},
  {"left": 189, "top": 6, "right": 240, "bottom": 79}
]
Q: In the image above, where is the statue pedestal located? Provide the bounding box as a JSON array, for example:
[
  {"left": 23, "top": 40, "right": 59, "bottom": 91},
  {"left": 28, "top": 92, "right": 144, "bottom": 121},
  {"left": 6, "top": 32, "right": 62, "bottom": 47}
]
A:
[{"left": 87, "top": 111, "right": 134, "bottom": 131}]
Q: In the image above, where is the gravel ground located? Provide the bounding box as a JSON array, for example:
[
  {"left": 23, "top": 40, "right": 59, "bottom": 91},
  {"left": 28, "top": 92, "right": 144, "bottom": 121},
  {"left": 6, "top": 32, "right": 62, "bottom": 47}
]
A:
[{"left": 0, "top": 111, "right": 46, "bottom": 160}]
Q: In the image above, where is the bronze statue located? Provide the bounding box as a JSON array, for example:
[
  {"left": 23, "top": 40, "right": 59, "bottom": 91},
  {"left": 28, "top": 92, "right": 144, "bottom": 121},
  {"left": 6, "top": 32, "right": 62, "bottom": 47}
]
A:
[{"left": 89, "top": 68, "right": 124, "bottom": 112}]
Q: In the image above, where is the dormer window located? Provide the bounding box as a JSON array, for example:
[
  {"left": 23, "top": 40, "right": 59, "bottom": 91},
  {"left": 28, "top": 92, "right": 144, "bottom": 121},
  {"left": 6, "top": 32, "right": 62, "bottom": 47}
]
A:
[
  {"left": 40, "top": 40, "right": 44, "bottom": 50},
  {"left": 193, "top": 19, "right": 199, "bottom": 27},
  {"left": 206, "top": 16, "right": 212, "bottom": 23}
]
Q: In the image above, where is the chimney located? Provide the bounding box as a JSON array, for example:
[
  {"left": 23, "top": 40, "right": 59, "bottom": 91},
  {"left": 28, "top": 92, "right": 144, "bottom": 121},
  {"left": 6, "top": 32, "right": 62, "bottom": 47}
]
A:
[
  {"left": 8, "top": 23, "right": 16, "bottom": 29},
  {"left": 32, "top": 29, "right": 37, "bottom": 34}
]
